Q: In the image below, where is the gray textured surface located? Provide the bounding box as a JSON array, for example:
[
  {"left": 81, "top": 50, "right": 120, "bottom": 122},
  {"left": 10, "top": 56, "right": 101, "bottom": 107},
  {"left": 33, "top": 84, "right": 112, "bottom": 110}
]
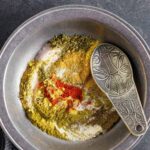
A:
[{"left": 0, "top": 0, "right": 150, "bottom": 150}]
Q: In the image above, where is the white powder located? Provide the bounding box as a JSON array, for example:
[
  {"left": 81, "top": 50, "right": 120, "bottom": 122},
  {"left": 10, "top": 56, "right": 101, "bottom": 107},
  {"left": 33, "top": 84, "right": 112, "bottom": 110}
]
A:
[
  {"left": 55, "top": 123, "right": 103, "bottom": 141},
  {"left": 35, "top": 44, "right": 61, "bottom": 61},
  {"left": 35, "top": 44, "right": 62, "bottom": 71},
  {"left": 56, "top": 68, "right": 66, "bottom": 78}
]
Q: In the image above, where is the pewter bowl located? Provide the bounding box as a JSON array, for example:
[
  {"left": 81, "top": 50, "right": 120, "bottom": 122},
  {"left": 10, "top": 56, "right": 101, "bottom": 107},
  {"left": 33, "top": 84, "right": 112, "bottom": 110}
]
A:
[{"left": 0, "top": 5, "right": 150, "bottom": 150}]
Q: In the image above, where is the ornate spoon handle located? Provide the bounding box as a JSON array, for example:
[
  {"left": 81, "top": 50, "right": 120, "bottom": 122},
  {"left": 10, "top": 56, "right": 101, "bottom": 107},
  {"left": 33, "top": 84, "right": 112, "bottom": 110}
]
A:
[
  {"left": 91, "top": 43, "right": 148, "bottom": 136},
  {"left": 110, "top": 85, "right": 147, "bottom": 135}
]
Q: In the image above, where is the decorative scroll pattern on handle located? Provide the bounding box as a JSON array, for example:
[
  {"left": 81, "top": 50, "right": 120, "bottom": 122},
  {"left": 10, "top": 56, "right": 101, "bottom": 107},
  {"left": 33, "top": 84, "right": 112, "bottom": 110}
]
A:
[
  {"left": 111, "top": 85, "right": 147, "bottom": 135},
  {"left": 91, "top": 43, "right": 148, "bottom": 136}
]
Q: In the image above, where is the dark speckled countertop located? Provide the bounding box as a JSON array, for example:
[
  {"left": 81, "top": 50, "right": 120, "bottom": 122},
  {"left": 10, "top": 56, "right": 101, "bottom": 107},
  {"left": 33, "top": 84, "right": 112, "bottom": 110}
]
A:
[{"left": 0, "top": 0, "right": 150, "bottom": 150}]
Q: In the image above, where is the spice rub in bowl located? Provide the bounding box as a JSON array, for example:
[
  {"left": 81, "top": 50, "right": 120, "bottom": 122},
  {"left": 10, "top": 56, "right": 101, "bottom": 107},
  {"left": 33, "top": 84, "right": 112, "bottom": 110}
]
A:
[{"left": 19, "top": 34, "right": 119, "bottom": 141}]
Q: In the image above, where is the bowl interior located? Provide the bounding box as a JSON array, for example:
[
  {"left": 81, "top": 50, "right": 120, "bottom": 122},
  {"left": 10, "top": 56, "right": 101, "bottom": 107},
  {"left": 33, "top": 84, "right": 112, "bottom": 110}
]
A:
[{"left": 4, "top": 18, "right": 147, "bottom": 150}]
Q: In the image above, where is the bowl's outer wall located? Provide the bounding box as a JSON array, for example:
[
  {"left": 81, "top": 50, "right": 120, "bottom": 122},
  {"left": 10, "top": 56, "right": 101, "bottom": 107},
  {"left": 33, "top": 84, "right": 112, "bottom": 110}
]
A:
[{"left": 0, "top": 5, "right": 150, "bottom": 150}]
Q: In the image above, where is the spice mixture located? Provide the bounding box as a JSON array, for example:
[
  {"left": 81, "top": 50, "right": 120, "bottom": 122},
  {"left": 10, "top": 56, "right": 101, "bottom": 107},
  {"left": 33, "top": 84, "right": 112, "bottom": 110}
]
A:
[{"left": 20, "top": 34, "right": 119, "bottom": 141}]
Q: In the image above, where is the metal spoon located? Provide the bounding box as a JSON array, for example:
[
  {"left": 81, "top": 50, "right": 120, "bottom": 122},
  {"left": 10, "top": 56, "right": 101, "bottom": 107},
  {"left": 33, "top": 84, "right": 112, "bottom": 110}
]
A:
[{"left": 91, "top": 43, "right": 148, "bottom": 136}]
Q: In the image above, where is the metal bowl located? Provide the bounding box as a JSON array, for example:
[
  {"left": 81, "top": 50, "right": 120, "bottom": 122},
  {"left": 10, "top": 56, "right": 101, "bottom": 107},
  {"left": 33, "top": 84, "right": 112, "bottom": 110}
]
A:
[{"left": 0, "top": 5, "right": 150, "bottom": 150}]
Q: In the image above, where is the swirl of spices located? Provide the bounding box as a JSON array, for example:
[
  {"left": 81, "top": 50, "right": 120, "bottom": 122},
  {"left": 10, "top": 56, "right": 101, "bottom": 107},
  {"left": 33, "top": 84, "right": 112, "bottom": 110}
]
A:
[{"left": 19, "top": 34, "right": 119, "bottom": 141}]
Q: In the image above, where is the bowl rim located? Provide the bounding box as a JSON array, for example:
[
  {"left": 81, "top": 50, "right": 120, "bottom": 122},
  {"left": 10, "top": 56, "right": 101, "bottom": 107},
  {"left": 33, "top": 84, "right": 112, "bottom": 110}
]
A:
[{"left": 0, "top": 4, "right": 150, "bottom": 150}]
